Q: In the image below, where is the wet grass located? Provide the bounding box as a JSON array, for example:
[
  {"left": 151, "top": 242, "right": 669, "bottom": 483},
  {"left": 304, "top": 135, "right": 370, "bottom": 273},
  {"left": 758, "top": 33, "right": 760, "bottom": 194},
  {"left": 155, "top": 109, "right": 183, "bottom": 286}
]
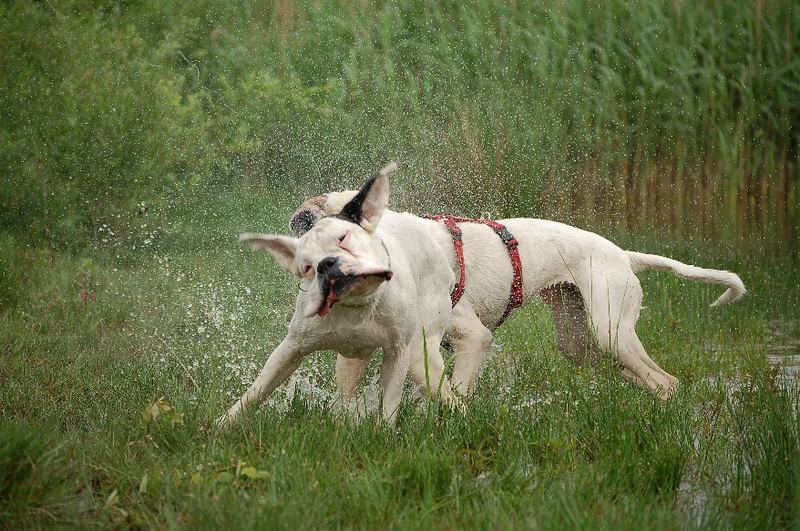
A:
[
  {"left": 2, "top": 1, "right": 797, "bottom": 526},
  {"left": 2, "top": 184, "right": 799, "bottom": 529}
]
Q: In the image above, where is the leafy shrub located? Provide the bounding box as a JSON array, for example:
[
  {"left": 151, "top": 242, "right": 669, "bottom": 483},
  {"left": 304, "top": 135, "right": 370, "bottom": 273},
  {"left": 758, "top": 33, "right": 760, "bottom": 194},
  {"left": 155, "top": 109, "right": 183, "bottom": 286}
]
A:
[{"left": 0, "top": 4, "right": 212, "bottom": 248}]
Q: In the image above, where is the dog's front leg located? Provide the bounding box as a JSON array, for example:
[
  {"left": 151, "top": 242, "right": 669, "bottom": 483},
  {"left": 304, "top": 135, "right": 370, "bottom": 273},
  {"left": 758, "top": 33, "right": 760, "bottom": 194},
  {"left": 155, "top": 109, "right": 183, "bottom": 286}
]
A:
[
  {"left": 378, "top": 344, "right": 413, "bottom": 424},
  {"left": 218, "top": 337, "right": 306, "bottom": 428}
]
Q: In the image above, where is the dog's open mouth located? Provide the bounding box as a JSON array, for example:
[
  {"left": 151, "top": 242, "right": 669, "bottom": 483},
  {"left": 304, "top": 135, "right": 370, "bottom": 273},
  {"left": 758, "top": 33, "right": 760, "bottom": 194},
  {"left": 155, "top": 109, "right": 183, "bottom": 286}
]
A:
[
  {"left": 306, "top": 256, "right": 393, "bottom": 317},
  {"left": 316, "top": 270, "right": 393, "bottom": 317}
]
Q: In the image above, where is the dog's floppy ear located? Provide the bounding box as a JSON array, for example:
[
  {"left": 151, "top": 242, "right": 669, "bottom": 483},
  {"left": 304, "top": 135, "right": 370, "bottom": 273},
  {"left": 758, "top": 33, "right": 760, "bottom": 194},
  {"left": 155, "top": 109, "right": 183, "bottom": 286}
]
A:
[
  {"left": 239, "top": 233, "right": 299, "bottom": 276},
  {"left": 339, "top": 162, "right": 398, "bottom": 233}
]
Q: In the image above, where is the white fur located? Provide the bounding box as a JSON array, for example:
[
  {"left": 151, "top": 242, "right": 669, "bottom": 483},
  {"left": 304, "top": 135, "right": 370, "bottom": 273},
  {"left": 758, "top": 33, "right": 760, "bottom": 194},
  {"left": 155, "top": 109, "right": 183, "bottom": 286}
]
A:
[
  {"left": 218, "top": 172, "right": 456, "bottom": 428},
  {"left": 626, "top": 251, "right": 745, "bottom": 307},
  {"left": 295, "top": 191, "right": 746, "bottom": 401}
]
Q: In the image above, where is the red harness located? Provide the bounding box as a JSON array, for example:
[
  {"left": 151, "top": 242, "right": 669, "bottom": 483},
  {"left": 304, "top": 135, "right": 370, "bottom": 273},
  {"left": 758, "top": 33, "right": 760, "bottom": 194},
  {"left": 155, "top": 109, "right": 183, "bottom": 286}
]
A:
[{"left": 425, "top": 215, "right": 525, "bottom": 327}]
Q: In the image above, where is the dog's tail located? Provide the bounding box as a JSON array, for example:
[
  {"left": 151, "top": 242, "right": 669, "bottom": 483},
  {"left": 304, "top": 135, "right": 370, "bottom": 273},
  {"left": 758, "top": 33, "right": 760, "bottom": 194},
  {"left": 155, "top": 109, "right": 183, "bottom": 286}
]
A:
[{"left": 626, "top": 251, "right": 746, "bottom": 307}]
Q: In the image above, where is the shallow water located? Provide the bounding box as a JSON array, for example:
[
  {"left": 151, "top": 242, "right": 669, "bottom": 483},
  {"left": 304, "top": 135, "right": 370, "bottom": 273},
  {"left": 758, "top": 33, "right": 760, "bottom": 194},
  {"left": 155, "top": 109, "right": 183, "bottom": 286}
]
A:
[
  {"left": 678, "top": 319, "right": 800, "bottom": 524},
  {"left": 766, "top": 319, "right": 800, "bottom": 380}
]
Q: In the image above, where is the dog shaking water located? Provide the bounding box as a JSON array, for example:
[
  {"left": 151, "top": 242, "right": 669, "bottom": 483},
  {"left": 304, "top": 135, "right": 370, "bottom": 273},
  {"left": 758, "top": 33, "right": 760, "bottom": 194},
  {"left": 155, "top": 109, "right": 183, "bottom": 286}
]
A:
[{"left": 218, "top": 163, "right": 458, "bottom": 428}]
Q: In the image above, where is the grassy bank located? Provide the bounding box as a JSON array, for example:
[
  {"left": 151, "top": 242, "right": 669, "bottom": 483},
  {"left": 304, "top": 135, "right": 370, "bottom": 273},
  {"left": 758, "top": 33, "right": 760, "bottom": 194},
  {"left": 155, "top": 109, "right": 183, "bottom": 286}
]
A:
[
  {"left": 2, "top": 0, "right": 799, "bottom": 527},
  {"left": 1, "top": 183, "right": 799, "bottom": 528}
]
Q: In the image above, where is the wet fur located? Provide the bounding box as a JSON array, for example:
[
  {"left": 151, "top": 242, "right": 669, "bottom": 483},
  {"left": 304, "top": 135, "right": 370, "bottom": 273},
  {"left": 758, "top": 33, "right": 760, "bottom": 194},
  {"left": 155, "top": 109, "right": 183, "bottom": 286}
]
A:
[
  {"left": 218, "top": 165, "right": 457, "bottom": 428},
  {"left": 293, "top": 191, "right": 745, "bottom": 400}
]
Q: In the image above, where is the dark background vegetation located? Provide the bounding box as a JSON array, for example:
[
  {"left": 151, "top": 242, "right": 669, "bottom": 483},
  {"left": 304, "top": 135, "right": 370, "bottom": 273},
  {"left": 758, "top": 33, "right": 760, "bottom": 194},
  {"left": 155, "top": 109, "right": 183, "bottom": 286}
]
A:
[
  {"left": 1, "top": 1, "right": 799, "bottom": 528},
  {"left": 2, "top": 0, "right": 797, "bottom": 254}
]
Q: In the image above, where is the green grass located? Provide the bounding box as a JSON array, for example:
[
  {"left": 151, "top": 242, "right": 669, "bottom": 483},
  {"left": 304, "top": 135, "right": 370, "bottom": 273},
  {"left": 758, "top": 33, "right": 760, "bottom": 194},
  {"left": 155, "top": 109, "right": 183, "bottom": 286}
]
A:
[
  {"left": 2, "top": 0, "right": 798, "bottom": 526},
  {"left": 1, "top": 184, "right": 798, "bottom": 529}
]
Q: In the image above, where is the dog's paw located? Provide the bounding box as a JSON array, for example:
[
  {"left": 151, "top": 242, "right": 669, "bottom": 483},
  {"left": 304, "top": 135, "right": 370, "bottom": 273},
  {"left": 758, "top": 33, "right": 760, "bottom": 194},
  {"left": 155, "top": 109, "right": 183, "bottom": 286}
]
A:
[
  {"left": 658, "top": 379, "right": 680, "bottom": 401},
  {"left": 443, "top": 393, "right": 467, "bottom": 414},
  {"left": 214, "top": 413, "right": 235, "bottom": 431}
]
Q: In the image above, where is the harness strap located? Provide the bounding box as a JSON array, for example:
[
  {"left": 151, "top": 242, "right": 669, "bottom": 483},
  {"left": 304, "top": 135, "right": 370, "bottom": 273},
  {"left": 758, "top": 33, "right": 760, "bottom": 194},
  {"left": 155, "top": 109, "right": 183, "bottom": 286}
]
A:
[
  {"left": 425, "top": 214, "right": 466, "bottom": 306},
  {"left": 443, "top": 217, "right": 466, "bottom": 307},
  {"left": 425, "top": 215, "right": 525, "bottom": 325}
]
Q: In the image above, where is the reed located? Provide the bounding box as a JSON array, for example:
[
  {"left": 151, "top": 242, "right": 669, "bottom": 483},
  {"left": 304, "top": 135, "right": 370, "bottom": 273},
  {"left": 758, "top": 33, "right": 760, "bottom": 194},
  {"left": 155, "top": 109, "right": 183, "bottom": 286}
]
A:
[{"left": 1, "top": 0, "right": 797, "bottom": 254}]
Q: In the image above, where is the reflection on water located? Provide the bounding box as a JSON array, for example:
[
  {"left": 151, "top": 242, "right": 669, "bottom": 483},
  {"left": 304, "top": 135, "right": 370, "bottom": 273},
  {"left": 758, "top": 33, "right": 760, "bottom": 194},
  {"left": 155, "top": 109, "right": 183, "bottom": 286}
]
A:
[
  {"left": 767, "top": 319, "right": 800, "bottom": 380},
  {"left": 677, "top": 319, "right": 800, "bottom": 524}
]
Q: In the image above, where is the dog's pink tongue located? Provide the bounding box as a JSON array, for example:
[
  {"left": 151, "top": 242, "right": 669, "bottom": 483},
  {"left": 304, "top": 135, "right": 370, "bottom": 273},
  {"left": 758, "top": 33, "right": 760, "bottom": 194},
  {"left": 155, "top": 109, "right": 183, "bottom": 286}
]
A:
[{"left": 317, "top": 288, "right": 340, "bottom": 317}]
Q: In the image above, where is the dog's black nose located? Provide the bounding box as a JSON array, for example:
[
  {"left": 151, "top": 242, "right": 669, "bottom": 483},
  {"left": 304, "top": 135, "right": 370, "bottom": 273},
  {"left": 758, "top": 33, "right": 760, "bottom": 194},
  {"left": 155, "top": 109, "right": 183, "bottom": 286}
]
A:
[
  {"left": 317, "top": 256, "right": 339, "bottom": 276},
  {"left": 290, "top": 210, "right": 317, "bottom": 236}
]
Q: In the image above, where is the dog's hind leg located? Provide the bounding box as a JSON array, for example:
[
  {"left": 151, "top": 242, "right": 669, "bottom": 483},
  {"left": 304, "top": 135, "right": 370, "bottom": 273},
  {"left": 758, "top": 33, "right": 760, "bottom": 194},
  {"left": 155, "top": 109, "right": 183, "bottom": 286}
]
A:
[
  {"left": 448, "top": 302, "right": 493, "bottom": 396},
  {"left": 582, "top": 271, "right": 678, "bottom": 399},
  {"left": 540, "top": 282, "right": 599, "bottom": 365},
  {"left": 335, "top": 352, "right": 372, "bottom": 404},
  {"left": 408, "top": 331, "right": 461, "bottom": 410},
  {"left": 616, "top": 329, "right": 679, "bottom": 399}
]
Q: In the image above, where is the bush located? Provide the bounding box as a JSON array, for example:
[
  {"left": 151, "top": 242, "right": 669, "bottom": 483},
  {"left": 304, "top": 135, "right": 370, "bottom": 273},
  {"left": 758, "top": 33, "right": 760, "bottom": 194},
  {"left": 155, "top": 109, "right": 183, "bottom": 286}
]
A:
[
  {"left": 1, "top": 0, "right": 796, "bottom": 251},
  {"left": 0, "top": 4, "right": 212, "bottom": 248}
]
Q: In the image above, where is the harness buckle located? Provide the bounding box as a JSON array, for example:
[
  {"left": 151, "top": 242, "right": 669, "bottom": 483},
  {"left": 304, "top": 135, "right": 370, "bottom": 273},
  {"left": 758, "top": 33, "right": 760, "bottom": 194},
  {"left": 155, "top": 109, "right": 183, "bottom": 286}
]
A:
[{"left": 497, "top": 227, "right": 517, "bottom": 247}]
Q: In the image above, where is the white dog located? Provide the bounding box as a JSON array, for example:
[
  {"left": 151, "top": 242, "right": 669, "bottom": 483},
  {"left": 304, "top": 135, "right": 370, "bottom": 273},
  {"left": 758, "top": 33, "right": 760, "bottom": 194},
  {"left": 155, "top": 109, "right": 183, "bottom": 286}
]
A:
[
  {"left": 218, "top": 163, "right": 457, "bottom": 427},
  {"left": 291, "top": 186, "right": 746, "bottom": 400}
]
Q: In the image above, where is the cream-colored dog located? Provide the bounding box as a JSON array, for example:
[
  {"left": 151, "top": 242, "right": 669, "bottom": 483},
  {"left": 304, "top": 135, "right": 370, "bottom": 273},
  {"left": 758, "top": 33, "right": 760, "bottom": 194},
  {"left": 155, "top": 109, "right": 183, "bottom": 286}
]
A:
[
  {"left": 291, "top": 186, "right": 746, "bottom": 401},
  {"left": 218, "top": 164, "right": 457, "bottom": 427}
]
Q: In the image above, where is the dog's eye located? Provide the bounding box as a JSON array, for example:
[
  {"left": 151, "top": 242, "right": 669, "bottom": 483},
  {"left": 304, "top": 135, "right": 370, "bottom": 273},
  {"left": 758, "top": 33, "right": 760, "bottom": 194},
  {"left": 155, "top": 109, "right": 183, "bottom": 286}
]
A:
[
  {"left": 337, "top": 231, "right": 353, "bottom": 253},
  {"left": 303, "top": 264, "right": 313, "bottom": 276}
]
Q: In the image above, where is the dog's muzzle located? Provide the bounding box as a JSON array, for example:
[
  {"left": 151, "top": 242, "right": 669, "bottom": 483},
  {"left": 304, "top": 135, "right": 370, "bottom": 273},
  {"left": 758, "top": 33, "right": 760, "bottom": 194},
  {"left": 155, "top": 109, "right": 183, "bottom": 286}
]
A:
[{"left": 313, "top": 256, "right": 393, "bottom": 317}]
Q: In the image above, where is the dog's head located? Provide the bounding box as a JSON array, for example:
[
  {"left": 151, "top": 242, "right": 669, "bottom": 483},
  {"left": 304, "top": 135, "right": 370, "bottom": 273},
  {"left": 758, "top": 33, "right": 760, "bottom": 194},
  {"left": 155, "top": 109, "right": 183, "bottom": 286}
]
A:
[{"left": 243, "top": 163, "right": 398, "bottom": 318}]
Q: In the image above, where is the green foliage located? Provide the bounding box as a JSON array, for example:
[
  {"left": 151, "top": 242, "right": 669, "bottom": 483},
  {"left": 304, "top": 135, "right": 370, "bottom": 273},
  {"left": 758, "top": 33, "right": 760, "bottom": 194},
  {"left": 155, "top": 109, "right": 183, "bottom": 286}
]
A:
[
  {"left": 0, "top": 184, "right": 797, "bottom": 527},
  {"left": 213, "top": 71, "right": 338, "bottom": 183},
  {"left": 726, "top": 375, "right": 800, "bottom": 528},
  {"left": 0, "top": 420, "right": 88, "bottom": 528},
  {"left": 1, "top": 0, "right": 797, "bottom": 251},
  {"left": 0, "top": 421, "right": 49, "bottom": 505},
  {"left": 1, "top": 4, "right": 213, "bottom": 247}
]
